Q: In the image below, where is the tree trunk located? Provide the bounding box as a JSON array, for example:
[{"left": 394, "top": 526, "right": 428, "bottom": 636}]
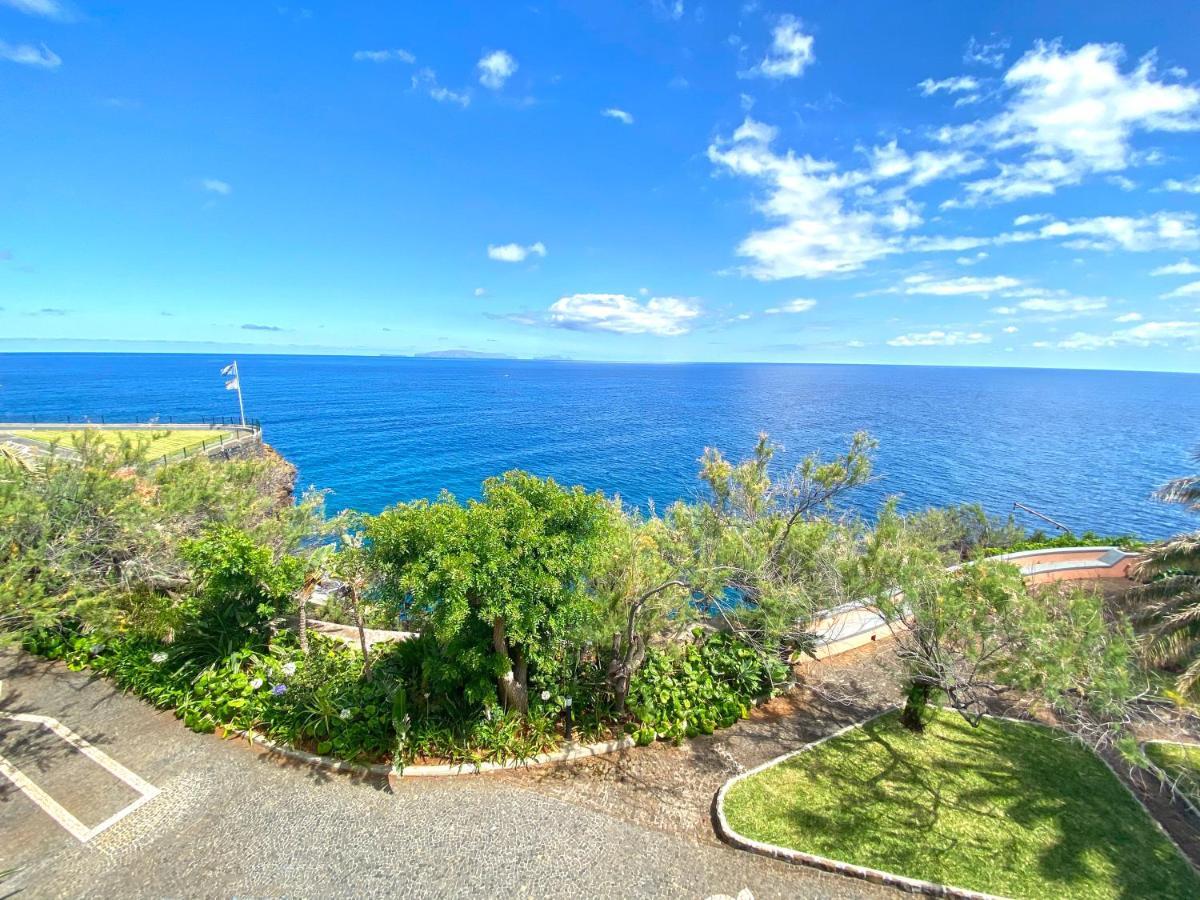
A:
[
  {"left": 901, "top": 680, "right": 933, "bottom": 732},
  {"left": 492, "top": 617, "right": 528, "bottom": 714},
  {"left": 350, "top": 584, "right": 372, "bottom": 681}
]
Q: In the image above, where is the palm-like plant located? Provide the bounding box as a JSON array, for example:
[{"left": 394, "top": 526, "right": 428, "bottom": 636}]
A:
[{"left": 1130, "top": 450, "right": 1200, "bottom": 696}]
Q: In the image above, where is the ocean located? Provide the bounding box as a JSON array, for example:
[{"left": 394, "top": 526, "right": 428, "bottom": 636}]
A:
[{"left": 1, "top": 353, "right": 1197, "bottom": 539}]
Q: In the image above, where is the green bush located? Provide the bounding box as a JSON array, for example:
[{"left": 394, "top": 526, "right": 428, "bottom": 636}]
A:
[
  {"left": 626, "top": 631, "right": 784, "bottom": 744},
  {"left": 981, "top": 529, "right": 1145, "bottom": 556}
]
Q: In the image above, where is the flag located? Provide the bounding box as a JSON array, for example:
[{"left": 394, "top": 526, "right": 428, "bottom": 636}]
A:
[
  {"left": 225, "top": 377, "right": 239, "bottom": 391},
  {"left": 220, "top": 363, "right": 236, "bottom": 376}
]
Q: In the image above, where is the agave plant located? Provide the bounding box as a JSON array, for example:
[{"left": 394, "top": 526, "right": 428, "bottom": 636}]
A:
[{"left": 1129, "top": 449, "right": 1200, "bottom": 697}]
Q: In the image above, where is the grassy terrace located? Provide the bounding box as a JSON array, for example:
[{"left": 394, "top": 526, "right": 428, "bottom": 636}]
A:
[
  {"left": 1145, "top": 741, "right": 1200, "bottom": 812},
  {"left": 5, "top": 428, "right": 232, "bottom": 458},
  {"left": 722, "top": 710, "right": 1199, "bottom": 900}
]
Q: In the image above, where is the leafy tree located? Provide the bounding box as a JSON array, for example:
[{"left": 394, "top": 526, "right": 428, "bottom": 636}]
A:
[
  {"left": 1129, "top": 448, "right": 1200, "bottom": 697},
  {"left": 861, "top": 504, "right": 1137, "bottom": 739},
  {"left": 331, "top": 518, "right": 376, "bottom": 679},
  {"left": 369, "top": 471, "right": 610, "bottom": 713}
]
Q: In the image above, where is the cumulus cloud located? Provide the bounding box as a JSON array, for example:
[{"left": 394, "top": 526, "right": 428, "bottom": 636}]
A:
[
  {"left": 1114, "top": 312, "right": 1143, "bottom": 322},
  {"left": 1163, "top": 175, "right": 1200, "bottom": 194},
  {"left": 1162, "top": 280, "right": 1200, "bottom": 299},
  {"left": 902, "top": 274, "right": 1021, "bottom": 295},
  {"left": 945, "top": 42, "right": 1200, "bottom": 205},
  {"left": 764, "top": 299, "right": 817, "bottom": 314},
  {"left": 487, "top": 241, "right": 546, "bottom": 263},
  {"left": 1052, "top": 320, "right": 1200, "bottom": 350},
  {"left": 1152, "top": 259, "right": 1200, "bottom": 276},
  {"left": 201, "top": 178, "right": 231, "bottom": 195},
  {"left": 0, "top": 40, "right": 60, "bottom": 68},
  {"left": 1010, "top": 297, "right": 1107, "bottom": 313},
  {"left": 1031, "top": 212, "right": 1200, "bottom": 252},
  {"left": 353, "top": 48, "right": 415, "bottom": 63},
  {"left": 601, "top": 108, "right": 634, "bottom": 125},
  {"left": 477, "top": 50, "right": 517, "bottom": 90},
  {"left": 744, "top": 15, "right": 814, "bottom": 79},
  {"left": 888, "top": 330, "right": 991, "bottom": 347},
  {"left": 548, "top": 293, "right": 700, "bottom": 336},
  {"left": 412, "top": 68, "right": 470, "bottom": 106}
]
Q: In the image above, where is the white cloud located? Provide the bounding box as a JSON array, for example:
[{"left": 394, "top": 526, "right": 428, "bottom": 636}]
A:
[
  {"left": 487, "top": 241, "right": 546, "bottom": 263},
  {"left": 1053, "top": 320, "right": 1200, "bottom": 350},
  {"left": 0, "top": 0, "right": 68, "bottom": 18},
  {"left": 473, "top": 288, "right": 487, "bottom": 297},
  {"left": 1108, "top": 175, "right": 1137, "bottom": 191},
  {"left": 708, "top": 118, "right": 901, "bottom": 279},
  {"left": 744, "top": 15, "right": 814, "bottom": 80},
  {"left": 0, "top": 40, "right": 60, "bottom": 68},
  {"left": 1114, "top": 312, "right": 1143, "bottom": 322},
  {"left": 353, "top": 48, "right": 415, "bottom": 64},
  {"left": 1003, "top": 325, "right": 1019, "bottom": 333},
  {"left": 1163, "top": 175, "right": 1200, "bottom": 194},
  {"left": 477, "top": 50, "right": 517, "bottom": 90},
  {"left": 964, "top": 36, "right": 1009, "bottom": 69},
  {"left": 201, "top": 178, "right": 232, "bottom": 195},
  {"left": 903, "top": 274, "right": 1021, "bottom": 296},
  {"left": 412, "top": 68, "right": 470, "bottom": 106},
  {"left": 764, "top": 299, "right": 817, "bottom": 314},
  {"left": 1032, "top": 212, "right": 1200, "bottom": 252},
  {"left": 602, "top": 108, "right": 634, "bottom": 125},
  {"left": 1013, "top": 297, "right": 1106, "bottom": 313},
  {"left": 1152, "top": 259, "right": 1200, "bottom": 276},
  {"left": 1162, "top": 280, "right": 1200, "bottom": 299},
  {"left": 949, "top": 42, "right": 1200, "bottom": 205},
  {"left": 918, "top": 75, "right": 980, "bottom": 96},
  {"left": 868, "top": 141, "right": 983, "bottom": 187},
  {"left": 548, "top": 293, "right": 700, "bottom": 336},
  {"left": 888, "top": 330, "right": 991, "bottom": 347}
]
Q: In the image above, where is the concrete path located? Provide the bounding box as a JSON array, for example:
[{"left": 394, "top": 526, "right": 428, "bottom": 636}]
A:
[{"left": 0, "top": 651, "right": 889, "bottom": 899}]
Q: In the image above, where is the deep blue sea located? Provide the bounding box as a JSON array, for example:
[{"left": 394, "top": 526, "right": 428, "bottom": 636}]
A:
[{"left": 1, "top": 353, "right": 1197, "bottom": 539}]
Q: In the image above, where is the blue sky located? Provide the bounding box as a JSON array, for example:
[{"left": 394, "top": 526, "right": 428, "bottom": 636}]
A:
[{"left": 3, "top": 1, "right": 1200, "bottom": 370}]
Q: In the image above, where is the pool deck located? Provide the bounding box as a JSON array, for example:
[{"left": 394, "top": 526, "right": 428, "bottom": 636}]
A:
[{"left": 812, "top": 546, "right": 1136, "bottom": 659}]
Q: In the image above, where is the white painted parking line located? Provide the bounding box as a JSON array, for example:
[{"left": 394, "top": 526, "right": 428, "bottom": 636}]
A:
[{"left": 0, "top": 712, "right": 160, "bottom": 843}]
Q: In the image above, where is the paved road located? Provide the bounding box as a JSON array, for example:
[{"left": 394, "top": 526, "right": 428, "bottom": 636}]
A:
[{"left": 0, "top": 651, "right": 889, "bottom": 899}]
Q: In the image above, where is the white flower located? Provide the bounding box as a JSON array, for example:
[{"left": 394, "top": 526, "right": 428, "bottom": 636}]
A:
[
  {"left": 540, "top": 690, "right": 551, "bottom": 702},
  {"left": 250, "top": 678, "right": 264, "bottom": 690},
  {"left": 339, "top": 708, "right": 352, "bottom": 720},
  {"left": 281, "top": 662, "right": 297, "bottom": 676},
  {"left": 151, "top": 652, "right": 168, "bottom": 664}
]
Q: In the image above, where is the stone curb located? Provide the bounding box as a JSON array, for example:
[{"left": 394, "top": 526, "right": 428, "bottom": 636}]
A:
[
  {"left": 1140, "top": 739, "right": 1200, "bottom": 821},
  {"left": 212, "top": 723, "right": 638, "bottom": 788},
  {"left": 712, "top": 706, "right": 1198, "bottom": 898}
]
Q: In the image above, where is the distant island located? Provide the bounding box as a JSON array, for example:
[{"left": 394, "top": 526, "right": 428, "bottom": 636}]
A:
[{"left": 414, "top": 349, "right": 572, "bottom": 361}]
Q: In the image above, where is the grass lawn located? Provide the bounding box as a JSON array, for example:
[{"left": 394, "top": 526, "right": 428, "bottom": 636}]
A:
[
  {"left": 722, "top": 710, "right": 1199, "bottom": 899},
  {"left": 1145, "top": 741, "right": 1200, "bottom": 812},
  {"left": 7, "top": 428, "right": 230, "bottom": 458}
]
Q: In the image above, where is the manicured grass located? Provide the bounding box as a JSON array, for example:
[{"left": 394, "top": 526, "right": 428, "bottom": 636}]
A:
[
  {"left": 1145, "top": 741, "right": 1200, "bottom": 812},
  {"left": 722, "top": 710, "right": 1199, "bottom": 899},
  {"left": 8, "top": 428, "right": 230, "bottom": 458}
]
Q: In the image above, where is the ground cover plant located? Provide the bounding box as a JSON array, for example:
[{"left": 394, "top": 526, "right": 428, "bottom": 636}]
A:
[
  {"left": 722, "top": 709, "right": 1200, "bottom": 900},
  {"left": 1144, "top": 740, "right": 1200, "bottom": 812}
]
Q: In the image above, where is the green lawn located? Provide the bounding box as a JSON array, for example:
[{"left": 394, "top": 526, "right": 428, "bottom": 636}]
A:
[
  {"left": 1145, "top": 741, "right": 1200, "bottom": 812},
  {"left": 722, "top": 710, "right": 1199, "bottom": 899},
  {"left": 7, "top": 428, "right": 230, "bottom": 458}
]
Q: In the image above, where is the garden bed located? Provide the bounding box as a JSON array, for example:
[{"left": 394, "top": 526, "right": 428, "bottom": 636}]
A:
[
  {"left": 1145, "top": 740, "right": 1200, "bottom": 817},
  {"left": 718, "top": 709, "right": 1200, "bottom": 899}
]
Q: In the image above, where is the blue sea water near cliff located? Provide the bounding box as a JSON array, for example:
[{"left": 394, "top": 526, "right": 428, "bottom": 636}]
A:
[{"left": 1, "top": 353, "right": 1197, "bottom": 539}]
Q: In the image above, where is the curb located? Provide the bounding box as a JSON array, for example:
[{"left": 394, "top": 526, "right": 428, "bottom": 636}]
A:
[
  {"left": 712, "top": 706, "right": 1198, "bottom": 898},
  {"left": 386, "top": 735, "right": 638, "bottom": 787},
  {"left": 212, "top": 724, "right": 638, "bottom": 788},
  {"left": 1141, "top": 739, "right": 1200, "bottom": 821}
]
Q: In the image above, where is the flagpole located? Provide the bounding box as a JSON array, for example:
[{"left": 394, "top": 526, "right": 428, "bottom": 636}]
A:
[{"left": 234, "top": 360, "right": 246, "bottom": 427}]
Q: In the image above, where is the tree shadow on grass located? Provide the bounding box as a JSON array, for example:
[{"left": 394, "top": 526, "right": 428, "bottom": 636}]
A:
[{"left": 765, "top": 713, "right": 1199, "bottom": 899}]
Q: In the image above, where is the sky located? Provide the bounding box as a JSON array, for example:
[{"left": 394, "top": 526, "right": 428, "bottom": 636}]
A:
[{"left": 2, "top": 1, "right": 1200, "bottom": 370}]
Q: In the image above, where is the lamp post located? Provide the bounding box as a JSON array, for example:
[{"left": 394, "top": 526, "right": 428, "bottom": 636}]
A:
[{"left": 564, "top": 696, "right": 574, "bottom": 742}]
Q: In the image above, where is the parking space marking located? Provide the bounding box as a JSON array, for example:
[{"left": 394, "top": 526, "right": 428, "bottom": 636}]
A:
[{"left": 0, "top": 712, "right": 160, "bottom": 843}]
